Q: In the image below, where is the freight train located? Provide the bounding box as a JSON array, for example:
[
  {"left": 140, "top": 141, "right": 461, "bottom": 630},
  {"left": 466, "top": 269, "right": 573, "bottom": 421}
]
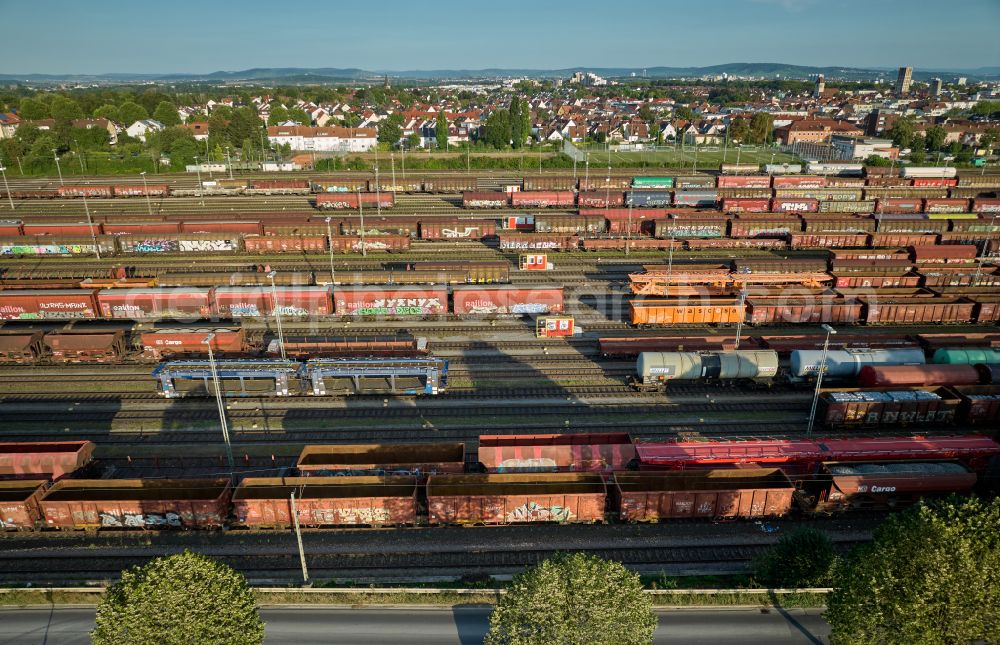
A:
[{"left": 3, "top": 433, "right": 999, "bottom": 530}]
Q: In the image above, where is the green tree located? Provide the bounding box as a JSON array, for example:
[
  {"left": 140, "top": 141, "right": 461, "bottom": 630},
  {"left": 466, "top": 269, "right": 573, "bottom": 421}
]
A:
[
  {"left": 152, "top": 100, "right": 181, "bottom": 126},
  {"left": 887, "top": 117, "right": 915, "bottom": 149},
  {"left": 286, "top": 107, "right": 312, "bottom": 125},
  {"left": 406, "top": 132, "right": 421, "bottom": 149},
  {"left": 727, "top": 118, "right": 750, "bottom": 143},
  {"left": 435, "top": 111, "right": 449, "bottom": 150},
  {"left": 118, "top": 101, "right": 149, "bottom": 125},
  {"left": 510, "top": 98, "right": 523, "bottom": 149},
  {"left": 92, "top": 550, "right": 264, "bottom": 645},
  {"left": 49, "top": 96, "right": 84, "bottom": 124},
  {"left": 909, "top": 134, "right": 927, "bottom": 163},
  {"left": 979, "top": 128, "right": 999, "bottom": 152},
  {"left": 674, "top": 105, "right": 695, "bottom": 121},
  {"left": 93, "top": 104, "right": 121, "bottom": 123},
  {"left": 749, "top": 113, "right": 774, "bottom": 144},
  {"left": 377, "top": 113, "right": 404, "bottom": 146},
  {"left": 826, "top": 496, "right": 1000, "bottom": 645},
  {"left": 924, "top": 125, "right": 947, "bottom": 152},
  {"left": 753, "top": 527, "right": 835, "bottom": 587},
  {"left": 863, "top": 154, "right": 892, "bottom": 167},
  {"left": 267, "top": 105, "right": 289, "bottom": 126},
  {"left": 18, "top": 97, "right": 49, "bottom": 120},
  {"left": 484, "top": 109, "right": 511, "bottom": 149},
  {"left": 485, "top": 553, "right": 656, "bottom": 645}
]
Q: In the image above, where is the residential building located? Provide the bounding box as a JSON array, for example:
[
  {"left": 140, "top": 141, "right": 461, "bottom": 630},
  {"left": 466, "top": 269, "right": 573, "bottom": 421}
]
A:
[
  {"left": 830, "top": 135, "right": 898, "bottom": 160},
  {"left": 895, "top": 67, "right": 913, "bottom": 95},
  {"left": 0, "top": 112, "right": 21, "bottom": 139},
  {"left": 265, "top": 126, "right": 377, "bottom": 152},
  {"left": 774, "top": 118, "right": 862, "bottom": 145},
  {"left": 125, "top": 119, "right": 165, "bottom": 143},
  {"left": 181, "top": 121, "right": 210, "bottom": 141}
]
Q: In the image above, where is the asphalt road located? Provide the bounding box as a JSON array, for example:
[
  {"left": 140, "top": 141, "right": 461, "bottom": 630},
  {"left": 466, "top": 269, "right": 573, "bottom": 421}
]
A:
[{"left": 0, "top": 606, "right": 829, "bottom": 644}]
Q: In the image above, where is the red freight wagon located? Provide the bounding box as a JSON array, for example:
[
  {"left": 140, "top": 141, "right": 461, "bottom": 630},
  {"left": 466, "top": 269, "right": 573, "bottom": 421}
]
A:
[
  {"left": 243, "top": 235, "right": 327, "bottom": 253},
  {"left": 297, "top": 443, "right": 465, "bottom": 476},
  {"left": 510, "top": 191, "right": 576, "bottom": 208},
  {"left": 811, "top": 461, "right": 976, "bottom": 513},
  {"left": 97, "top": 288, "right": 213, "bottom": 320},
  {"left": 275, "top": 336, "right": 428, "bottom": 358},
  {"left": 582, "top": 239, "right": 678, "bottom": 251},
  {"left": 218, "top": 286, "right": 331, "bottom": 318},
  {"left": 613, "top": 470, "right": 795, "bottom": 521},
  {"left": 462, "top": 192, "right": 509, "bottom": 208},
  {"left": 685, "top": 238, "right": 788, "bottom": 250},
  {"left": 729, "top": 218, "right": 799, "bottom": 238},
  {"left": 877, "top": 198, "right": 924, "bottom": 214},
  {"left": 580, "top": 208, "right": 662, "bottom": 235},
  {"left": 951, "top": 385, "right": 1000, "bottom": 424},
  {"left": 910, "top": 245, "right": 978, "bottom": 264},
  {"left": 860, "top": 297, "right": 976, "bottom": 324},
  {"left": 0, "top": 480, "right": 47, "bottom": 529},
  {"left": 22, "top": 223, "right": 102, "bottom": 236},
  {"left": 0, "top": 332, "right": 44, "bottom": 364},
  {"left": 102, "top": 222, "right": 181, "bottom": 234},
  {"left": 233, "top": 476, "right": 418, "bottom": 527},
  {"left": 923, "top": 198, "right": 971, "bottom": 213},
  {"left": 722, "top": 198, "right": 771, "bottom": 213},
  {"left": 858, "top": 365, "right": 985, "bottom": 388},
  {"left": 869, "top": 233, "right": 939, "bottom": 247},
  {"left": 179, "top": 221, "right": 262, "bottom": 235},
  {"left": 912, "top": 178, "right": 959, "bottom": 187},
  {"left": 250, "top": 179, "right": 310, "bottom": 190},
  {"left": 971, "top": 198, "right": 1000, "bottom": 214},
  {"left": 329, "top": 235, "right": 410, "bottom": 253},
  {"left": 334, "top": 286, "right": 448, "bottom": 317},
  {"left": 831, "top": 249, "right": 911, "bottom": 261},
  {"left": 315, "top": 192, "right": 395, "bottom": 209},
  {"left": 419, "top": 218, "right": 497, "bottom": 240},
  {"left": 44, "top": 331, "right": 125, "bottom": 363},
  {"left": 578, "top": 191, "right": 626, "bottom": 208},
  {"left": 112, "top": 184, "right": 170, "bottom": 197},
  {"left": 498, "top": 234, "right": 578, "bottom": 251},
  {"left": 802, "top": 217, "right": 876, "bottom": 233},
  {"left": 0, "top": 220, "right": 23, "bottom": 236},
  {"left": 0, "top": 441, "right": 95, "bottom": 480},
  {"left": 772, "top": 176, "right": 827, "bottom": 188},
  {"left": 772, "top": 198, "right": 820, "bottom": 213},
  {"left": 452, "top": 285, "right": 564, "bottom": 315},
  {"left": 790, "top": 234, "right": 869, "bottom": 248},
  {"left": 747, "top": 298, "right": 863, "bottom": 325},
  {"left": 140, "top": 329, "right": 246, "bottom": 360},
  {"left": 717, "top": 176, "right": 771, "bottom": 188},
  {"left": 479, "top": 433, "right": 636, "bottom": 473},
  {"left": 57, "top": 185, "right": 114, "bottom": 198},
  {"left": 426, "top": 473, "right": 606, "bottom": 524},
  {"left": 832, "top": 274, "right": 922, "bottom": 288},
  {"left": 0, "top": 289, "right": 99, "bottom": 320},
  {"left": 39, "top": 479, "right": 232, "bottom": 529}
]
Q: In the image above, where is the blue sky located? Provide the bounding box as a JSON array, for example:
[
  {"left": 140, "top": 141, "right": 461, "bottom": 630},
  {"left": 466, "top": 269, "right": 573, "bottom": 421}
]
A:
[{"left": 1, "top": 0, "right": 997, "bottom": 74}]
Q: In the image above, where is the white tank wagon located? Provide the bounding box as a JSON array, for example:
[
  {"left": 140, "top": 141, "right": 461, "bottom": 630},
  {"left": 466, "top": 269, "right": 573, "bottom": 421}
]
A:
[{"left": 635, "top": 350, "right": 779, "bottom": 390}]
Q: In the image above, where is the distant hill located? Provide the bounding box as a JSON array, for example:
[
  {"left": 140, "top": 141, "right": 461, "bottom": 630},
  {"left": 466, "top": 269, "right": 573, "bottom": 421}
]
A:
[{"left": 1, "top": 63, "right": 996, "bottom": 84}]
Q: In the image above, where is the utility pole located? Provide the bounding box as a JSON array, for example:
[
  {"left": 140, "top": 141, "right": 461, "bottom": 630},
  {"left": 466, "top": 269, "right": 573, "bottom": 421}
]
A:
[
  {"left": 267, "top": 271, "right": 286, "bottom": 360},
  {"left": 357, "top": 187, "right": 367, "bottom": 257},
  {"left": 0, "top": 166, "right": 13, "bottom": 210},
  {"left": 194, "top": 156, "right": 204, "bottom": 207},
  {"left": 325, "top": 217, "right": 336, "bottom": 286},
  {"left": 290, "top": 491, "right": 310, "bottom": 584},
  {"left": 81, "top": 184, "right": 100, "bottom": 260},
  {"left": 205, "top": 333, "right": 236, "bottom": 479},
  {"left": 226, "top": 147, "right": 234, "bottom": 180},
  {"left": 806, "top": 325, "right": 837, "bottom": 436},
  {"left": 734, "top": 288, "right": 748, "bottom": 349},
  {"left": 52, "top": 150, "right": 64, "bottom": 186},
  {"left": 139, "top": 171, "right": 153, "bottom": 217}
]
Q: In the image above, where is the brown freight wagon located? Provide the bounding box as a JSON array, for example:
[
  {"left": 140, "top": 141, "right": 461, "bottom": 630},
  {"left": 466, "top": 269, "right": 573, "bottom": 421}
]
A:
[
  {"left": 967, "top": 294, "right": 1000, "bottom": 323},
  {"left": 733, "top": 258, "right": 830, "bottom": 273},
  {"left": 0, "top": 331, "right": 44, "bottom": 364},
  {"left": 630, "top": 298, "right": 745, "bottom": 326},
  {"left": 297, "top": 443, "right": 465, "bottom": 476},
  {"left": 790, "top": 234, "right": 869, "bottom": 248},
  {"left": 747, "top": 297, "right": 863, "bottom": 325},
  {"left": 809, "top": 461, "right": 976, "bottom": 513},
  {"left": 910, "top": 245, "right": 978, "bottom": 264},
  {"left": 522, "top": 176, "right": 578, "bottom": 191},
  {"left": 44, "top": 331, "right": 126, "bottom": 363},
  {"left": 819, "top": 387, "right": 961, "bottom": 427},
  {"left": 0, "top": 441, "right": 95, "bottom": 480},
  {"left": 583, "top": 239, "right": 680, "bottom": 252},
  {"left": 831, "top": 249, "right": 911, "bottom": 261},
  {"left": 233, "top": 476, "right": 418, "bottom": 528},
  {"left": 578, "top": 191, "right": 626, "bottom": 208},
  {"left": 478, "top": 433, "right": 636, "bottom": 473},
  {"left": 418, "top": 219, "right": 498, "bottom": 240},
  {"left": 918, "top": 269, "right": 1000, "bottom": 289},
  {"left": 875, "top": 217, "right": 949, "bottom": 234},
  {"left": 685, "top": 238, "right": 788, "bottom": 250},
  {"left": 420, "top": 175, "right": 479, "bottom": 192},
  {"left": 948, "top": 385, "right": 1000, "bottom": 425},
  {"left": 802, "top": 217, "right": 876, "bottom": 233},
  {"left": 243, "top": 235, "right": 327, "bottom": 253},
  {"left": 857, "top": 297, "right": 976, "bottom": 326},
  {"left": 613, "top": 469, "right": 795, "bottom": 521},
  {"left": 598, "top": 336, "right": 738, "bottom": 357},
  {"left": 273, "top": 335, "right": 427, "bottom": 358},
  {"left": 498, "top": 234, "right": 579, "bottom": 251},
  {"left": 729, "top": 218, "right": 800, "bottom": 238},
  {"left": 39, "top": 478, "right": 232, "bottom": 529},
  {"left": 404, "top": 261, "right": 510, "bottom": 283},
  {"left": 426, "top": 473, "right": 606, "bottom": 524},
  {"left": 579, "top": 176, "right": 632, "bottom": 191},
  {"left": 328, "top": 235, "right": 410, "bottom": 253},
  {"left": 0, "top": 480, "right": 48, "bottom": 530},
  {"left": 833, "top": 274, "right": 922, "bottom": 289},
  {"left": 869, "top": 233, "right": 939, "bottom": 247},
  {"left": 139, "top": 329, "right": 247, "bottom": 360}
]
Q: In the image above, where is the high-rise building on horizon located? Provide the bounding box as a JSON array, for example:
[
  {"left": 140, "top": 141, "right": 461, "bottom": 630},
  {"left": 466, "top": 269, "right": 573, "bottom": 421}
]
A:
[
  {"left": 931, "top": 78, "right": 942, "bottom": 97},
  {"left": 895, "top": 67, "right": 913, "bottom": 95},
  {"left": 814, "top": 74, "right": 825, "bottom": 98}
]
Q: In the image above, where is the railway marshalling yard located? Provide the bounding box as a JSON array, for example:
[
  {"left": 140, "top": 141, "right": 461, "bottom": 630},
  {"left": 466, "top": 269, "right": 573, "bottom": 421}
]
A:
[{"left": 1, "top": 169, "right": 998, "bottom": 583}]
